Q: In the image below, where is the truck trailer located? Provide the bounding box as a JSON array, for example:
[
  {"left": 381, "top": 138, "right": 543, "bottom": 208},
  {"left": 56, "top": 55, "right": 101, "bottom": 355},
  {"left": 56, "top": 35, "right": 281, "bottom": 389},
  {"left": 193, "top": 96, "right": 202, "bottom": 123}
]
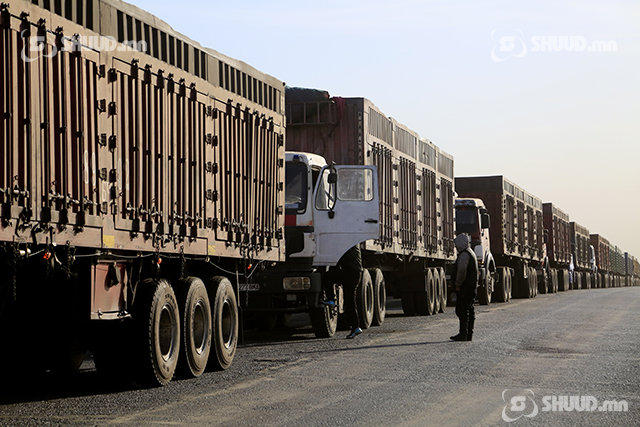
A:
[
  {"left": 569, "top": 221, "right": 597, "bottom": 289},
  {"left": 590, "top": 234, "right": 612, "bottom": 288},
  {"left": 0, "top": 0, "right": 289, "bottom": 385},
  {"left": 454, "top": 176, "right": 547, "bottom": 302},
  {"left": 278, "top": 88, "right": 456, "bottom": 320},
  {"left": 543, "top": 203, "right": 572, "bottom": 291}
]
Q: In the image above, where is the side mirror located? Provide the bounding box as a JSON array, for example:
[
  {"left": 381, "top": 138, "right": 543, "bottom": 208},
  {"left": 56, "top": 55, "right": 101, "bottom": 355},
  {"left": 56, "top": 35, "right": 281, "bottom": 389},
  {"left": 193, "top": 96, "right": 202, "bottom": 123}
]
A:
[
  {"left": 328, "top": 171, "right": 337, "bottom": 184},
  {"left": 481, "top": 213, "right": 490, "bottom": 229}
]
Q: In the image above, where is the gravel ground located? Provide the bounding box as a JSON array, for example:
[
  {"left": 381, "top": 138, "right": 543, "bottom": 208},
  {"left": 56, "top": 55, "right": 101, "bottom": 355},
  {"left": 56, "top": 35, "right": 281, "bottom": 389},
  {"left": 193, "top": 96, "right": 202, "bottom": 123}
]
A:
[{"left": 0, "top": 287, "right": 638, "bottom": 426}]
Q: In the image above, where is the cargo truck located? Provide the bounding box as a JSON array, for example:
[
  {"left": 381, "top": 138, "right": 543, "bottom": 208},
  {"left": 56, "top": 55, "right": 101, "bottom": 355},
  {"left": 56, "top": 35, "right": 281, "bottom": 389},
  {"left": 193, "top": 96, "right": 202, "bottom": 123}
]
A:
[
  {"left": 625, "top": 253, "right": 640, "bottom": 287},
  {"left": 569, "top": 221, "right": 597, "bottom": 289},
  {"left": 543, "top": 203, "right": 572, "bottom": 291},
  {"left": 590, "top": 234, "right": 613, "bottom": 288},
  {"left": 277, "top": 88, "right": 456, "bottom": 320},
  {"left": 0, "top": 0, "right": 293, "bottom": 385},
  {"left": 454, "top": 176, "right": 547, "bottom": 303}
]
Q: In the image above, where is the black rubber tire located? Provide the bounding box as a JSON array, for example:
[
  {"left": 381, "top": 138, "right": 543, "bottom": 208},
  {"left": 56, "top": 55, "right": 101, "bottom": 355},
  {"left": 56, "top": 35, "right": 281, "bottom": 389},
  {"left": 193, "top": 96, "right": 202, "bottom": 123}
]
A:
[
  {"left": 514, "top": 268, "right": 528, "bottom": 299},
  {"left": 370, "top": 268, "right": 386, "bottom": 326},
  {"left": 176, "top": 277, "right": 212, "bottom": 378},
  {"left": 310, "top": 288, "right": 338, "bottom": 338},
  {"left": 433, "top": 270, "right": 442, "bottom": 314},
  {"left": 207, "top": 276, "right": 238, "bottom": 371},
  {"left": 401, "top": 291, "right": 417, "bottom": 316},
  {"left": 506, "top": 269, "right": 512, "bottom": 301},
  {"left": 426, "top": 269, "right": 435, "bottom": 315},
  {"left": 438, "top": 268, "right": 447, "bottom": 313},
  {"left": 478, "top": 270, "right": 491, "bottom": 305},
  {"left": 357, "top": 269, "right": 374, "bottom": 329},
  {"left": 531, "top": 268, "right": 538, "bottom": 297},
  {"left": 538, "top": 269, "right": 548, "bottom": 294},
  {"left": 494, "top": 268, "right": 507, "bottom": 302},
  {"left": 560, "top": 270, "right": 569, "bottom": 291},
  {"left": 133, "top": 278, "right": 180, "bottom": 386}
]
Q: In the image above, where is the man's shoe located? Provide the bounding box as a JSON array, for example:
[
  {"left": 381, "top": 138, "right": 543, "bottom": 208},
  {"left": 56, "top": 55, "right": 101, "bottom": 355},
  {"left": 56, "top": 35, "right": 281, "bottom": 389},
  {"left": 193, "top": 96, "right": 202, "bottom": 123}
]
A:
[
  {"left": 346, "top": 328, "right": 363, "bottom": 339},
  {"left": 467, "top": 334, "right": 473, "bottom": 341},
  {"left": 450, "top": 333, "right": 468, "bottom": 341}
]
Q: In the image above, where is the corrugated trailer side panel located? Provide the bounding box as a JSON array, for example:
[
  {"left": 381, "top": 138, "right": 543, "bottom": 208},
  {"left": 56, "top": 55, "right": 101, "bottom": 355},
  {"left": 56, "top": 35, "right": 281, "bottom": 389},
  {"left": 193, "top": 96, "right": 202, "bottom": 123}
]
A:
[
  {"left": 570, "top": 222, "right": 591, "bottom": 269},
  {"left": 454, "top": 176, "right": 543, "bottom": 263},
  {"left": 590, "top": 234, "right": 611, "bottom": 273},
  {"left": 0, "top": 0, "right": 286, "bottom": 262},
  {"left": 543, "top": 203, "right": 571, "bottom": 267}
]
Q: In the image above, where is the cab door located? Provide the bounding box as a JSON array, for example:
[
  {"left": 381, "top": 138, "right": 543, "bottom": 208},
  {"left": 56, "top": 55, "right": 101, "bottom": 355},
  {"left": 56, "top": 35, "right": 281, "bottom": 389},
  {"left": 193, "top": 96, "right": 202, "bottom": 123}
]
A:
[{"left": 312, "top": 165, "right": 380, "bottom": 266}]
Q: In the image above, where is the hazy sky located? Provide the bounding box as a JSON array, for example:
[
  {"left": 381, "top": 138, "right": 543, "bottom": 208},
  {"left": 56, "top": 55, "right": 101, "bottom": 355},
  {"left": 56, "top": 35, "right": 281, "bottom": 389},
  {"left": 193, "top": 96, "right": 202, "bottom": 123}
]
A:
[{"left": 132, "top": 0, "right": 640, "bottom": 258}]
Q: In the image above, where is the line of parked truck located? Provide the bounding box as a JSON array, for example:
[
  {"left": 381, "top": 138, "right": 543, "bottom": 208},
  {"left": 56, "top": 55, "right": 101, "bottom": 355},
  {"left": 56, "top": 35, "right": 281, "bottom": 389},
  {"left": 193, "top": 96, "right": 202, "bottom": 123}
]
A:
[{"left": 1, "top": 0, "right": 638, "bottom": 387}]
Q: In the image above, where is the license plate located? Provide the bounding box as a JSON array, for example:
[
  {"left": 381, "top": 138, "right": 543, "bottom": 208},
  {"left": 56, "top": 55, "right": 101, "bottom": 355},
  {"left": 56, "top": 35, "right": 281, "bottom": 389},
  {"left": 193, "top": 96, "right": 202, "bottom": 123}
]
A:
[{"left": 239, "top": 283, "right": 260, "bottom": 291}]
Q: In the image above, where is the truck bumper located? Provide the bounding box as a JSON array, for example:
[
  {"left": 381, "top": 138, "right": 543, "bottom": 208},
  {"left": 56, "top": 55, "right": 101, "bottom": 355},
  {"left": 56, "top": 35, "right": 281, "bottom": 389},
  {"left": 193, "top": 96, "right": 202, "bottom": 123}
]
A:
[{"left": 242, "top": 270, "right": 323, "bottom": 313}]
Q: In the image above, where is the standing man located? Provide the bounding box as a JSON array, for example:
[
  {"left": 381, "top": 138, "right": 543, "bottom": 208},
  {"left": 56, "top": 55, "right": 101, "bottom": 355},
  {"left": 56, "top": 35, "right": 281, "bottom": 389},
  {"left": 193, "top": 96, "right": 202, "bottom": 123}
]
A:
[
  {"left": 338, "top": 245, "right": 363, "bottom": 339},
  {"left": 451, "top": 234, "right": 478, "bottom": 342}
]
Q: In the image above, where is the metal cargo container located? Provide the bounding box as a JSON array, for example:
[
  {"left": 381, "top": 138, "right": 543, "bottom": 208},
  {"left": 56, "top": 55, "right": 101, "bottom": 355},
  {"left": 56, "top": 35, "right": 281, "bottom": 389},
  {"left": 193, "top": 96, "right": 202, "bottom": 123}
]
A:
[
  {"left": 455, "top": 176, "right": 544, "bottom": 262},
  {"left": 0, "top": 0, "right": 285, "bottom": 385},
  {"left": 570, "top": 222, "right": 590, "bottom": 270},
  {"left": 285, "top": 88, "right": 455, "bottom": 315},
  {"left": 454, "top": 176, "right": 547, "bottom": 298},
  {"left": 590, "top": 234, "right": 613, "bottom": 288},
  {"left": 543, "top": 203, "right": 571, "bottom": 268},
  {"left": 569, "top": 221, "right": 596, "bottom": 289}
]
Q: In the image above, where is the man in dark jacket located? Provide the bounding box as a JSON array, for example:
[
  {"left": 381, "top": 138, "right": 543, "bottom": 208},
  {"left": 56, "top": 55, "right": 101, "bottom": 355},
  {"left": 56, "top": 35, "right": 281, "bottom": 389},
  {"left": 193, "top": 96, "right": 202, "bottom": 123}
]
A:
[{"left": 451, "top": 233, "right": 478, "bottom": 341}]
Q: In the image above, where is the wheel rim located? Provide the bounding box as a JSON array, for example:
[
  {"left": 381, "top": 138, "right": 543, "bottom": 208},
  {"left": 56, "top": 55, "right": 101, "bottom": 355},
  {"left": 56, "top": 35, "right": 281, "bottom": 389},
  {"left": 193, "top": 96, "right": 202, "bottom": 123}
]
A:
[
  {"left": 221, "top": 298, "right": 236, "bottom": 349},
  {"left": 378, "top": 279, "right": 386, "bottom": 309},
  {"left": 159, "top": 304, "right": 176, "bottom": 361},
  {"left": 366, "top": 281, "right": 374, "bottom": 315},
  {"left": 193, "top": 301, "right": 207, "bottom": 354}
]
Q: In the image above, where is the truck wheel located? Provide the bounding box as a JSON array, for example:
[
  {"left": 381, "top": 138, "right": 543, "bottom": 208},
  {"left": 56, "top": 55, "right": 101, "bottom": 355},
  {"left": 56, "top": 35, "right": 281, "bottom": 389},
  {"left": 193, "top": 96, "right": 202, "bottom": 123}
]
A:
[
  {"left": 133, "top": 278, "right": 180, "bottom": 386},
  {"left": 176, "top": 277, "right": 212, "bottom": 378},
  {"left": 559, "top": 270, "right": 569, "bottom": 291},
  {"left": 478, "top": 272, "right": 492, "bottom": 305},
  {"left": 401, "top": 292, "right": 416, "bottom": 316},
  {"left": 438, "top": 268, "right": 447, "bottom": 313},
  {"left": 310, "top": 288, "right": 338, "bottom": 338},
  {"left": 506, "top": 269, "right": 512, "bottom": 301},
  {"left": 538, "top": 269, "right": 548, "bottom": 294},
  {"left": 425, "top": 269, "right": 436, "bottom": 315},
  {"left": 357, "top": 269, "right": 374, "bottom": 329},
  {"left": 207, "top": 276, "right": 238, "bottom": 370},
  {"left": 433, "top": 270, "right": 442, "bottom": 314},
  {"left": 531, "top": 268, "right": 538, "bottom": 297},
  {"left": 494, "top": 268, "right": 507, "bottom": 302},
  {"left": 370, "top": 269, "right": 386, "bottom": 326}
]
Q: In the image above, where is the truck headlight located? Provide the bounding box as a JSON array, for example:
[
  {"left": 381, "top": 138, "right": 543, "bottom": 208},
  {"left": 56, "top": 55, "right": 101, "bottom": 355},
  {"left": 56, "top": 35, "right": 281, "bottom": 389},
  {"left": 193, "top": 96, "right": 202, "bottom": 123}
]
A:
[{"left": 283, "top": 277, "right": 311, "bottom": 291}]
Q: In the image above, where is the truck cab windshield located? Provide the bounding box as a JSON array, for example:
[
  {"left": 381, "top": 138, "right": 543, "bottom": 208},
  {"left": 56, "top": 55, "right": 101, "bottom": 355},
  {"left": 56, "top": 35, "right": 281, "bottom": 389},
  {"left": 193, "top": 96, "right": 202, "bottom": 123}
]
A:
[
  {"left": 285, "top": 161, "right": 308, "bottom": 213},
  {"left": 456, "top": 208, "right": 479, "bottom": 235}
]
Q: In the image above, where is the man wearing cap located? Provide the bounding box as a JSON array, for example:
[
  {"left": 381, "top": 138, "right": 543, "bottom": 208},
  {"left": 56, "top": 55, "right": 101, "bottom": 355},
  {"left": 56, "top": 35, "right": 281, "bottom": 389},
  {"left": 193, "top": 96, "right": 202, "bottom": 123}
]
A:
[{"left": 451, "top": 233, "right": 478, "bottom": 341}]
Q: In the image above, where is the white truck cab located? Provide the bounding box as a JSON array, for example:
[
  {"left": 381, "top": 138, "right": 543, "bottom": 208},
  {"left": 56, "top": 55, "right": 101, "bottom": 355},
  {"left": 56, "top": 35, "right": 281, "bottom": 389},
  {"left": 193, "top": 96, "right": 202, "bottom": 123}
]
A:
[
  {"left": 285, "top": 152, "right": 380, "bottom": 266},
  {"left": 247, "top": 152, "right": 380, "bottom": 338}
]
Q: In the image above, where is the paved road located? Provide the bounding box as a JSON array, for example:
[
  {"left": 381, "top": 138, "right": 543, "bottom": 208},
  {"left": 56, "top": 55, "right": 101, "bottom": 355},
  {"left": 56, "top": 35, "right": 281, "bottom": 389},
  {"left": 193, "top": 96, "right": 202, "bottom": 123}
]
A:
[{"left": 1, "top": 287, "right": 639, "bottom": 426}]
